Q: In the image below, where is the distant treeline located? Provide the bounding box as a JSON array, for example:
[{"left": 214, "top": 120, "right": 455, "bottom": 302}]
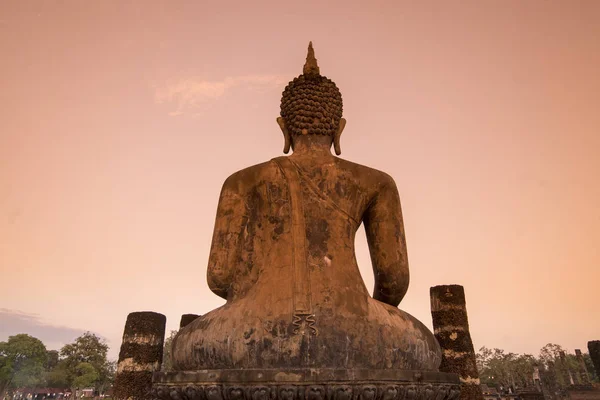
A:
[
  {"left": 477, "top": 343, "right": 598, "bottom": 394},
  {"left": 0, "top": 332, "right": 115, "bottom": 398}
]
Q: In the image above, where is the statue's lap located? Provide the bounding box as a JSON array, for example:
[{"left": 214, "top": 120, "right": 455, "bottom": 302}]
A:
[{"left": 171, "top": 295, "right": 441, "bottom": 371}]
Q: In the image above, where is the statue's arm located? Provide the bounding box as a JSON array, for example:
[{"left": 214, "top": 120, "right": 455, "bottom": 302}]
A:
[
  {"left": 206, "top": 177, "right": 247, "bottom": 300},
  {"left": 363, "top": 177, "right": 409, "bottom": 307}
]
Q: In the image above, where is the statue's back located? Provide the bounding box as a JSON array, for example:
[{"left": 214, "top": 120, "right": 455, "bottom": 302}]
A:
[
  {"left": 170, "top": 43, "right": 442, "bottom": 373},
  {"left": 171, "top": 155, "right": 441, "bottom": 371}
]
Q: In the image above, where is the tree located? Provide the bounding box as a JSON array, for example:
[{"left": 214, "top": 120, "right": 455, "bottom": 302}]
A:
[
  {"left": 511, "top": 354, "right": 537, "bottom": 388},
  {"left": 539, "top": 343, "right": 565, "bottom": 365},
  {"left": 60, "top": 332, "right": 108, "bottom": 371},
  {"left": 477, "top": 347, "right": 538, "bottom": 392},
  {"left": 161, "top": 330, "right": 178, "bottom": 372},
  {"left": 46, "top": 350, "right": 59, "bottom": 370},
  {"left": 478, "top": 342, "right": 597, "bottom": 399},
  {"left": 0, "top": 334, "right": 48, "bottom": 398},
  {"left": 60, "top": 332, "right": 110, "bottom": 394},
  {"left": 43, "top": 349, "right": 70, "bottom": 389},
  {"left": 96, "top": 359, "right": 115, "bottom": 394},
  {"left": 538, "top": 343, "right": 583, "bottom": 387},
  {"left": 44, "top": 364, "right": 70, "bottom": 388},
  {"left": 71, "top": 362, "right": 99, "bottom": 389},
  {"left": 478, "top": 347, "right": 517, "bottom": 390}
]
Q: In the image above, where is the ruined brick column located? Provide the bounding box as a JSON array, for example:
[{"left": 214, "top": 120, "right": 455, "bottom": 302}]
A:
[
  {"left": 588, "top": 341, "right": 600, "bottom": 378},
  {"left": 179, "top": 313, "right": 200, "bottom": 329},
  {"left": 574, "top": 349, "right": 590, "bottom": 385},
  {"left": 559, "top": 351, "right": 574, "bottom": 385},
  {"left": 431, "top": 285, "right": 483, "bottom": 400},
  {"left": 114, "top": 312, "right": 166, "bottom": 400},
  {"left": 533, "top": 364, "right": 541, "bottom": 391},
  {"left": 546, "top": 360, "right": 559, "bottom": 397}
]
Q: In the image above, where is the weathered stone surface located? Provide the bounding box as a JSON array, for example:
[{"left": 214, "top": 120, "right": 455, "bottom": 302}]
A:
[
  {"left": 518, "top": 391, "right": 545, "bottom": 400},
  {"left": 151, "top": 369, "right": 460, "bottom": 400},
  {"left": 170, "top": 43, "right": 442, "bottom": 372},
  {"left": 560, "top": 351, "right": 575, "bottom": 385},
  {"left": 567, "top": 386, "right": 600, "bottom": 400},
  {"left": 588, "top": 341, "right": 600, "bottom": 377},
  {"left": 430, "top": 285, "right": 483, "bottom": 400},
  {"left": 575, "top": 349, "right": 591, "bottom": 385},
  {"left": 114, "top": 311, "right": 166, "bottom": 400},
  {"left": 180, "top": 314, "right": 200, "bottom": 329},
  {"left": 545, "top": 360, "right": 560, "bottom": 396}
]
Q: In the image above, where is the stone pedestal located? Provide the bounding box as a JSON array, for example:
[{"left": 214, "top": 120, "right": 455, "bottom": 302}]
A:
[
  {"left": 114, "top": 312, "right": 166, "bottom": 400},
  {"left": 151, "top": 369, "right": 460, "bottom": 400},
  {"left": 430, "top": 285, "right": 483, "bottom": 400}
]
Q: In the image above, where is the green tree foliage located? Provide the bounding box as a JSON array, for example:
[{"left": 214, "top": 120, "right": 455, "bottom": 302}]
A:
[
  {"left": 59, "top": 332, "right": 111, "bottom": 392},
  {"left": 46, "top": 350, "right": 59, "bottom": 370},
  {"left": 161, "top": 330, "right": 178, "bottom": 372},
  {"left": 96, "top": 359, "right": 116, "bottom": 394},
  {"left": 71, "top": 362, "right": 99, "bottom": 390},
  {"left": 477, "top": 347, "right": 537, "bottom": 390},
  {"left": 477, "top": 343, "right": 599, "bottom": 396},
  {"left": 539, "top": 343, "right": 582, "bottom": 387},
  {"left": 44, "top": 365, "right": 70, "bottom": 388},
  {"left": 0, "top": 332, "right": 117, "bottom": 396},
  {"left": 0, "top": 334, "right": 48, "bottom": 397},
  {"left": 60, "top": 332, "right": 108, "bottom": 371}
]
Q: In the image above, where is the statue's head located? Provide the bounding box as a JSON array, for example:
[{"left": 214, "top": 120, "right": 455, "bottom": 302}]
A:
[{"left": 278, "top": 42, "right": 346, "bottom": 155}]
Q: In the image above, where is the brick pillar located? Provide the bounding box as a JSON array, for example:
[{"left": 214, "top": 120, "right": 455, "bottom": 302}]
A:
[
  {"left": 559, "top": 351, "right": 574, "bottom": 385},
  {"left": 179, "top": 313, "right": 200, "bottom": 329},
  {"left": 574, "top": 349, "right": 590, "bottom": 385},
  {"left": 533, "top": 364, "right": 541, "bottom": 391},
  {"left": 430, "top": 285, "right": 483, "bottom": 400},
  {"left": 114, "top": 312, "right": 166, "bottom": 400},
  {"left": 546, "top": 360, "right": 559, "bottom": 398},
  {"left": 588, "top": 341, "right": 600, "bottom": 378}
]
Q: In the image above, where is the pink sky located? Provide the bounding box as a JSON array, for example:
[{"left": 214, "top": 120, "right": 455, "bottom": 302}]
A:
[{"left": 1, "top": 1, "right": 599, "bottom": 360}]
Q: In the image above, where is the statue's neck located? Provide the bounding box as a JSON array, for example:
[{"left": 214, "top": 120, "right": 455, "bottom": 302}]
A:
[
  {"left": 290, "top": 136, "right": 334, "bottom": 158},
  {"left": 291, "top": 147, "right": 333, "bottom": 157}
]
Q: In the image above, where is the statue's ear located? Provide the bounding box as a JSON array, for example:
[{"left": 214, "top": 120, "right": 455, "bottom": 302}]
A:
[
  {"left": 277, "top": 117, "right": 291, "bottom": 154},
  {"left": 334, "top": 118, "right": 346, "bottom": 155}
]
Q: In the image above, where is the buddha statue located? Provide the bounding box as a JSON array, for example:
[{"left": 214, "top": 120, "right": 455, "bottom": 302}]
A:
[{"left": 171, "top": 43, "right": 442, "bottom": 372}]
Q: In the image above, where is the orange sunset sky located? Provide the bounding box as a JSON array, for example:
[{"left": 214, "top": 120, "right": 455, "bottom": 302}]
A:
[{"left": 1, "top": 1, "right": 599, "bottom": 360}]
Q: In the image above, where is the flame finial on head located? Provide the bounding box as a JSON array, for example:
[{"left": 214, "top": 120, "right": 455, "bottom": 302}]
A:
[{"left": 303, "top": 41, "right": 320, "bottom": 75}]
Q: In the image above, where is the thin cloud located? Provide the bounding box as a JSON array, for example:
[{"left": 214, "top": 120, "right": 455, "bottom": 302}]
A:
[
  {"left": 154, "top": 74, "right": 287, "bottom": 116},
  {"left": 0, "top": 308, "right": 91, "bottom": 351}
]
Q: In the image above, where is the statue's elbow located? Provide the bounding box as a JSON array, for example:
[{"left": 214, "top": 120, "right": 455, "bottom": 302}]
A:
[
  {"left": 373, "top": 262, "right": 409, "bottom": 307},
  {"left": 208, "top": 280, "right": 229, "bottom": 300},
  {"left": 373, "top": 282, "right": 402, "bottom": 308},
  {"left": 207, "top": 266, "right": 231, "bottom": 300}
]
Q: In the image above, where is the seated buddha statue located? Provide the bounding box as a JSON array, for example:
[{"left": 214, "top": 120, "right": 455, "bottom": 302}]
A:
[{"left": 171, "top": 43, "right": 441, "bottom": 372}]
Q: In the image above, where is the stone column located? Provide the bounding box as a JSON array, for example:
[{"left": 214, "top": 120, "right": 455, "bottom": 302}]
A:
[
  {"left": 179, "top": 313, "right": 200, "bottom": 329},
  {"left": 588, "top": 341, "right": 600, "bottom": 378},
  {"left": 559, "top": 351, "right": 574, "bottom": 386},
  {"left": 574, "top": 349, "right": 590, "bottom": 385},
  {"left": 546, "top": 360, "right": 559, "bottom": 399},
  {"left": 430, "top": 285, "right": 483, "bottom": 400},
  {"left": 114, "top": 312, "right": 166, "bottom": 400},
  {"left": 533, "top": 364, "right": 541, "bottom": 391}
]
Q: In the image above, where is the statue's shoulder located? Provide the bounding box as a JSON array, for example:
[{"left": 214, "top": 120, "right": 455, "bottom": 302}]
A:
[
  {"left": 222, "top": 160, "right": 281, "bottom": 193},
  {"left": 334, "top": 157, "right": 397, "bottom": 190}
]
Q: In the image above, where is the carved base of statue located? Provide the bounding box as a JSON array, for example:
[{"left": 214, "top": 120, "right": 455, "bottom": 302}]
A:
[{"left": 151, "top": 369, "right": 460, "bottom": 400}]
